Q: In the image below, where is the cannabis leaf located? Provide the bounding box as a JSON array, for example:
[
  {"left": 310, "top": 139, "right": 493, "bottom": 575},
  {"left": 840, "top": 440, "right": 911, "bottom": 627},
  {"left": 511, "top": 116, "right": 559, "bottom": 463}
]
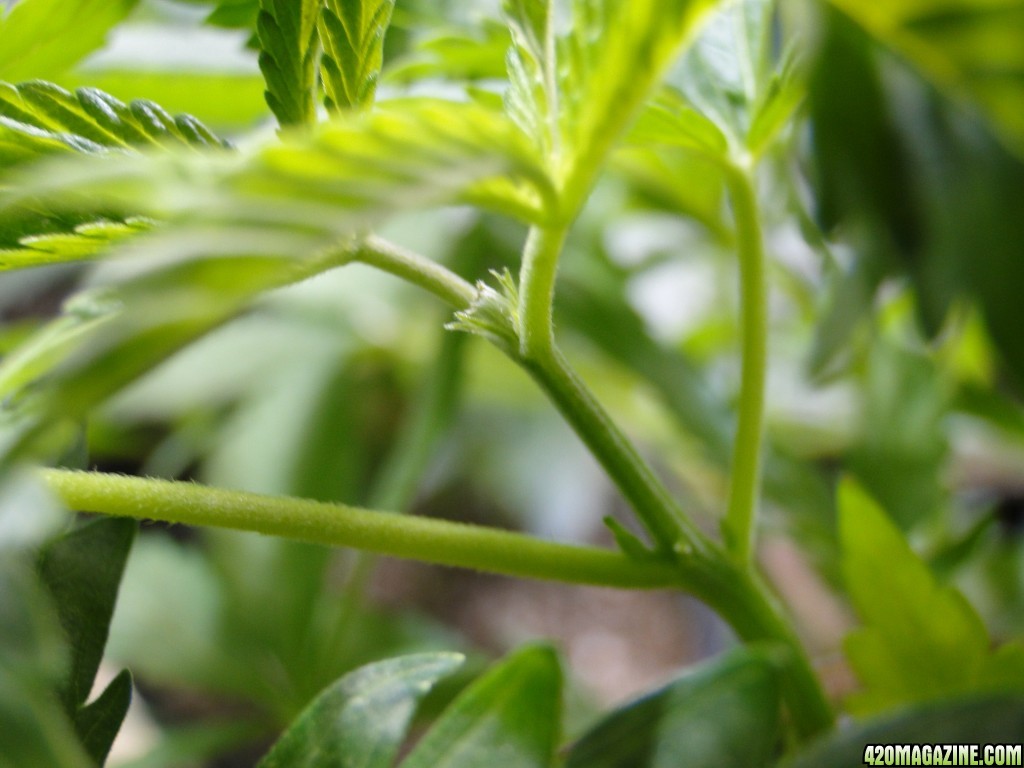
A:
[
  {"left": 257, "top": 0, "right": 322, "bottom": 126},
  {"left": 0, "top": 98, "right": 551, "bottom": 461},
  {"left": 828, "top": 0, "right": 1024, "bottom": 154},
  {"left": 319, "top": 0, "right": 396, "bottom": 113},
  {"left": 839, "top": 478, "right": 1024, "bottom": 714},
  {"left": 504, "top": 0, "right": 717, "bottom": 207},
  {"left": 0, "top": 81, "right": 227, "bottom": 165},
  {"left": 0, "top": 219, "right": 152, "bottom": 271}
]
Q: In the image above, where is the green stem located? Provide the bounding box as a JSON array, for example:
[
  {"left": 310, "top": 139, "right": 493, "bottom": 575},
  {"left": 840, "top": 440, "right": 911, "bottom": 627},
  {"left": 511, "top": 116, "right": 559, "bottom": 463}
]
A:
[
  {"left": 340, "top": 236, "right": 833, "bottom": 737},
  {"left": 40, "top": 469, "right": 678, "bottom": 589},
  {"left": 517, "top": 225, "right": 569, "bottom": 360},
  {"left": 721, "top": 165, "right": 769, "bottom": 567},
  {"left": 356, "top": 236, "right": 476, "bottom": 310},
  {"left": 690, "top": 561, "right": 835, "bottom": 739},
  {"left": 522, "top": 346, "right": 707, "bottom": 555}
]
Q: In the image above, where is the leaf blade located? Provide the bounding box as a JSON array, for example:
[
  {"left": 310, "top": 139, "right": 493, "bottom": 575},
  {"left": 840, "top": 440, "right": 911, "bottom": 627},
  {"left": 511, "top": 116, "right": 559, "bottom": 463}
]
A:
[{"left": 259, "top": 652, "right": 465, "bottom": 768}]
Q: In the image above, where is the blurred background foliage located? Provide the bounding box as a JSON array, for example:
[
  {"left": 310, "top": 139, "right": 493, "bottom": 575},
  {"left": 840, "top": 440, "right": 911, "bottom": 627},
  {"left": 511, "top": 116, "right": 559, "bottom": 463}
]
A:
[{"left": 1, "top": 0, "right": 1024, "bottom": 764}]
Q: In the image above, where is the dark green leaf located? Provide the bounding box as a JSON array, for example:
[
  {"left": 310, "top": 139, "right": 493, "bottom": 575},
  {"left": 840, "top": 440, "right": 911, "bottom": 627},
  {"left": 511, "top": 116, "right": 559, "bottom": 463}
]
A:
[
  {"left": 319, "top": 0, "right": 396, "bottom": 112},
  {"left": 0, "top": 557, "right": 90, "bottom": 768},
  {"left": 828, "top": 0, "right": 1024, "bottom": 154},
  {"left": 785, "top": 695, "right": 1024, "bottom": 768},
  {"left": 257, "top": 0, "right": 321, "bottom": 125},
  {"left": 400, "top": 645, "right": 561, "bottom": 768},
  {"left": 0, "top": 0, "right": 139, "bottom": 82},
  {"left": 259, "top": 653, "right": 464, "bottom": 768},
  {"left": 565, "top": 648, "right": 780, "bottom": 768},
  {"left": 0, "top": 665, "right": 93, "bottom": 768},
  {"left": 36, "top": 516, "right": 137, "bottom": 711},
  {"left": 74, "top": 668, "right": 132, "bottom": 766},
  {"left": 808, "top": 9, "right": 922, "bottom": 270}
]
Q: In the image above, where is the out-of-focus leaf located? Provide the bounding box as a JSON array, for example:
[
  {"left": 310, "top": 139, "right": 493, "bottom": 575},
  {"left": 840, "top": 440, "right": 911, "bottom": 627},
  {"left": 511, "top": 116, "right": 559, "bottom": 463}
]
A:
[
  {"left": 808, "top": 7, "right": 1024, "bottom": 377},
  {"left": 36, "top": 516, "right": 136, "bottom": 711},
  {"left": 828, "top": 0, "right": 1024, "bottom": 154},
  {"left": 0, "top": 557, "right": 90, "bottom": 768},
  {"left": 784, "top": 695, "right": 1024, "bottom": 768},
  {"left": 839, "top": 478, "right": 1024, "bottom": 715},
  {"left": 0, "top": 218, "right": 152, "bottom": 271},
  {"left": 808, "top": 9, "right": 921, "bottom": 276},
  {"left": 4, "top": 98, "right": 551, "bottom": 232},
  {"left": 0, "top": 0, "right": 139, "bottom": 82},
  {"left": 386, "top": 22, "right": 510, "bottom": 84},
  {"left": 257, "top": 0, "right": 321, "bottom": 125},
  {"left": 74, "top": 668, "right": 132, "bottom": 766},
  {"left": 259, "top": 653, "right": 464, "bottom": 768},
  {"left": 60, "top": 71, "right": 267, "bottom": 129},
  {"left": 848, "top": 340, "right": 949, "bottom": 531},
  {"left": 319, "top": 0, "right": 395, "bottom": 112},
  {"left": 400, "top": 644, "right": 561, "bottom": 768},
  {"left": 565, "top": 647, "right": 781, "bottom": 768}
]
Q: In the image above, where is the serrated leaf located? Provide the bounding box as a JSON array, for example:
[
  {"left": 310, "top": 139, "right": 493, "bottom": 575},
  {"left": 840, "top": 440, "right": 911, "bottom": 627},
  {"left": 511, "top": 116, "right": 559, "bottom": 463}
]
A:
[
  {"left": 565, "top": 648, "right": 781, "bottom": 768},
  {"left": 319, "top": 0, "right": 396, "bottom": 113},
  {"left": 257, "top": 0, "right": 321, "bottom": 125},
  {"left": 259, "top": 653, "right": 464, "bottom": 768},
  {"left": 5, "top": 98, "right": 551, "bottom": 232},
  {"left": 74, "top": 668, "right": 132, "bottom": 766},
  {"left": 0, "top": 218, "right": 153, "bottom": 271},
  {"left": 0, "top": 0, "right": 139, "bottom": 82},
  {"left": 0, "top": 80, "right": 229, "bottom": 175},
  {"left": 784, "top": 695, "right": 1024, "bottom": 768},
  {"left": 504, "top": 0, "right": 717, "bottom": 207},
  {"left": 400, "top": 645, "right": 561, "bottom": 768},
  {"left": 839, "top": 478, "right": 1024, "bottom": 714},
  {"left": 36, "top": 516, "right": 136, "bottom": 712}
]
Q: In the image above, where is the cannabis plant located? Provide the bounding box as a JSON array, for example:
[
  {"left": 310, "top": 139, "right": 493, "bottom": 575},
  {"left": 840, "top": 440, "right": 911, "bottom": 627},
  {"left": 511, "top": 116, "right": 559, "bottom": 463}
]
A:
[{"left": 1, "top": 0, "right": 1023, "bottom": 765}]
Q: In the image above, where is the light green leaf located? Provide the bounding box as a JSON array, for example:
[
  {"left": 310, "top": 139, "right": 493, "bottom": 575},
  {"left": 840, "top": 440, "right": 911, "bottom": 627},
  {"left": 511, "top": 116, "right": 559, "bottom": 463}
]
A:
[
  {"left": 839, "top": 477, "right": 1024, "bottom": 714},
  {"left": 400, "top": 645, "right": 561, "bottom": 768},
  {"left": 319, "top": 0, "right": 396, "bottom": 113},
  {"left": 59, "top": 70, "right": 267, "bottom": 130},
  {"left": 0, "top": 219, "right": 153, "bottom": 271},
  {"left": 0, "top": 81, "right": 227, "bottom": 159},
  {"left": 0, "top": 0, "right": 139, "bottom": 82},
  {"left": 257, "top": 0, "right": 321, "bottom": 125},
  {"left": 4, "top": 98, "right": 551, "bottom": 233},
  {"left": 259, "top": 653, "right": 465, "bottom": 768},
  {"left": 565, "top": 647, "right": 781, "bottom": 768},
  {"left": 504, "top": 0, "right": 718, "bottom": 207},
  {"left": 386, "top": 22, "right": 511, "bottom": 85}
]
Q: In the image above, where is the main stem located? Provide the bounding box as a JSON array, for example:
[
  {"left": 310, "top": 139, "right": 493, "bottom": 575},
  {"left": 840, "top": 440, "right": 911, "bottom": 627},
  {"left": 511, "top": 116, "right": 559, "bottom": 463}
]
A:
[{"left": 722, "top": 165, "right": 769, "bottom": 567}]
